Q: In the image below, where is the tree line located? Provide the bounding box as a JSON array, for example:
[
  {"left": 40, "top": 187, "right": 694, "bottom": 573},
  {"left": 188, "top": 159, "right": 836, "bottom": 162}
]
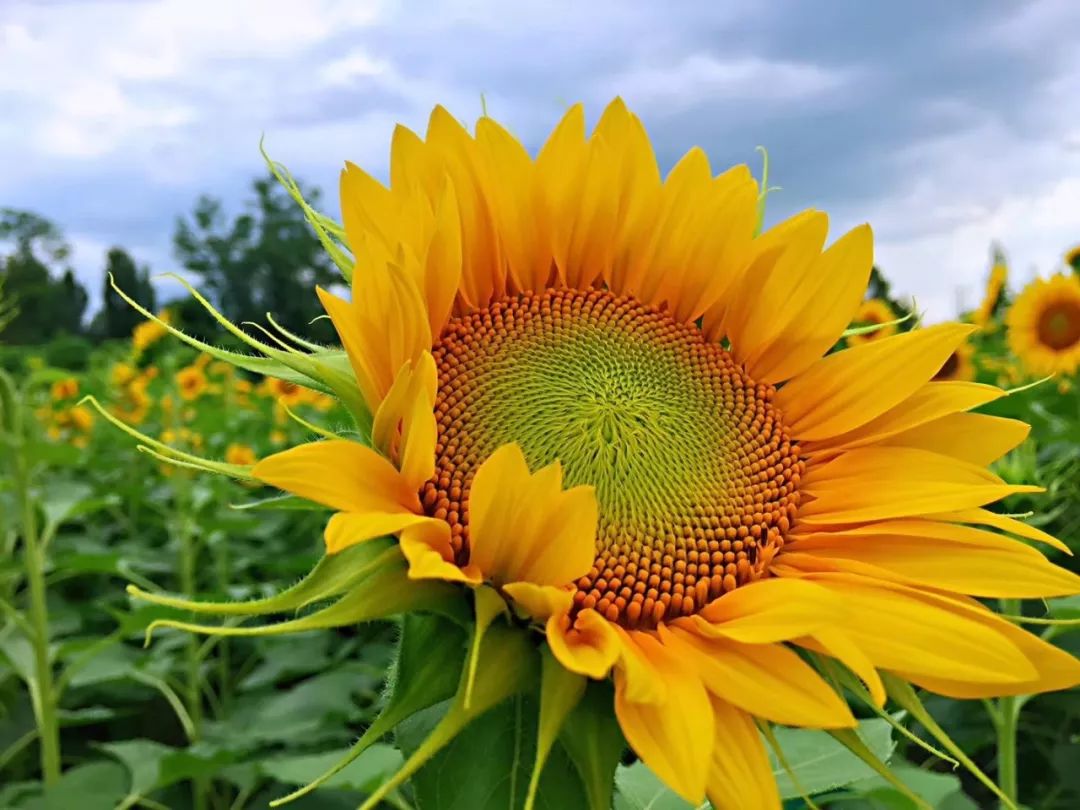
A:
[{"left": 0, "top": 175, "right": 339, "bottom": 347}]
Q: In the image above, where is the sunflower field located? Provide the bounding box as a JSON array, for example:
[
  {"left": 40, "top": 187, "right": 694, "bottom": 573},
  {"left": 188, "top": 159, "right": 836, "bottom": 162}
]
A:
[{"left": 2, "top": 102, "right": 1080, "bottom": 810}]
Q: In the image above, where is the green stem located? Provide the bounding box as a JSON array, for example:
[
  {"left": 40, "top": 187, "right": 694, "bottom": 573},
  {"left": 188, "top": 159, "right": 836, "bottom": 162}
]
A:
[
  {"left": 175, "top": 476, "right": 207, "bottom": 810},
  {"left": 15, "top": 421, "right": 61, "bottom": 785},
  {"left": 996, "top": 598, "right": 1022, "bottom": 807}
]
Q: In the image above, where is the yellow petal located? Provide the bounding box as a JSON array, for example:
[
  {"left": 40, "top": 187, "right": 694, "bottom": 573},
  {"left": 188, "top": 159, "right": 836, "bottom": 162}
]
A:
[
  {"left": 893, "top": 605, "right": 1080, "bottom": 698},
  {"left": 775, "top": 323, "right": 976, "bottom": 441},
  {"left": 781, "top": 523, "right": 1080, "bottom": 598},
  {"left": 799, "top": 447, "right": 1040, "bottom": 524},
  {"left": 426, "top": 105, "right": 504, "bottom": 309},
  {"left": 661, "top": 626, "right": 855, "bottom": 728},
  {"left": 545, "top": 607, "right": 621, "bottom": 680},
  {"left": 780, "top": 572, "right": 1037, "bottom": 684},
  {"left": 421, "top": 180, "right": 464, "bottom": 335},
  {"left": 325, "top": 511, "right": 441, "bottom": 555},
  {"left": 879, "top": 412, "right": 1030, "bottom": 466},
  {"left": 502, "top": 582, "right": 573, "bottom": 620},
  {"left": 614, "top": 633, "right": 713, "bottom": 804},
  {"left": 796, "top": 627, "right": 886, "bottom": 706},
  {"left": 693, "top": 577, "right": 842, "bottom": 642},
  {"left": 929, "top": 507, "right": 1070, "bottom": 554},
  {"left": 803, "top": 381, "right": 1005, "bottom": 458},
  {"left": 706, "top": 697, "right": 782, "bottom": 810},
  {"left": 398, "top": 354, "right": 438, "bottom": 490},
  {"left": 742, "top": 224, "right": 875, "bottom": 384},
  {"left": 467, "top": 443, "right": 597, "bottom": 587},
  {"left": 398, "top": 520, "right": 476, "bottom": 584},
  {"left": 252, "top": 440, "right": 419, "bottom": 514}
]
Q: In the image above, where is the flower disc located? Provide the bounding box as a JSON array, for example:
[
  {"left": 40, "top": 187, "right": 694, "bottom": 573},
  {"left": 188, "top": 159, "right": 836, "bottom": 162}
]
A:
[{"left": 422, "top": 287, "right": 803, "bottom": 629}]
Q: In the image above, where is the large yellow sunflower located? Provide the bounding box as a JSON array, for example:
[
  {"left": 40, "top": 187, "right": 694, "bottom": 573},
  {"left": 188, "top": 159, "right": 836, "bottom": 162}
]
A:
[
  {"left": 1007, "top": 272, "right": 1080, "bottom": 377},
  {"left": 236, "top": 100, "right": 1080, "bottom": 807}
]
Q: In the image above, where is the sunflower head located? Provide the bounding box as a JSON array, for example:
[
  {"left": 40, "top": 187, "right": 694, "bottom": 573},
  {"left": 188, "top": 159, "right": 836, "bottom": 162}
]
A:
[
  {"left": 122, "top": 99, "right": 1080, "bottom": 810},
  {"left": 1007, "top": 272, "right": 1080, "bottom": 377},
  {"left": 50, "top": 377, "right": 79, "bottom": 402},
  {"left": 175, "top": 365, "right": 208, "bottom": 401},
  {"left": 974, "top": 261, "right": 1008, "bottom": 329}
]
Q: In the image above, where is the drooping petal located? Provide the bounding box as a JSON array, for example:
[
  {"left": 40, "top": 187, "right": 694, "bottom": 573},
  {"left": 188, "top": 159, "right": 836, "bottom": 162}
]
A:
[
  {"left": 324, "top": 511, "right": 443, "bottom": 555},
  {"left": 467, "top": 443, "right": 598, "bottom": 587},
  {"left": 776, "top": 572, "right": 1037, "bottom": 684},
  {"left": 706, "top": 697, "right": 782, "bottom": 810},
  {"left": 691, "top": 577, "right": 843, "bottom": 642},
  {"left": 796, "top": 627, "right": 886, "bottom": 706},
  {"left": 399, "top": 520, "right": 477, "bottom": 584},
  {"left": 661, "top": 626, "right": 855, "bottom": 728},
  {"left": 543, "top": 607, "right": 621, "bottom": 680},
  {"left": 614, "top": 632, "right": 713, "bottom": 804},
  {"left": 252, "top": 440, "right": 420, "bottom": 515},
  {"left": 775, "top": 323, "right": 976, "bottom": 441}
]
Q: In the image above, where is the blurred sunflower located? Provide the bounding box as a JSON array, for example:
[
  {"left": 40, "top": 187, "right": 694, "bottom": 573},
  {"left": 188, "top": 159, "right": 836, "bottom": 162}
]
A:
[
  {"left": 225, "top": 443, "right": 257, "bottom": 466},
  {"left": 260, "top": 376, "right": 306, "bottom": 407},
  {"left": 932, "top": 340, "right": 976, "bottom": 382},
  {"left": 50, "top": 377, "right": 79, "bottom": 401},
  {"left": 132, "top": 309, "right": 172, "bottom": 353},
  {"left": 1007, "top": 273, "right": 1080, "bottom": 377},
  {"left": 176, "top": 365, "right": 208, "bottom": 401},
  {"left": 974, "top": 260, "right": 1008, "bottom": 330},
  {"left": 845, "top": 298, "right": 897, "bottom": 346},
  {"left": 236, "top": 101, "right": 1080, "bottom": 807},
  {"left": 1066, "top": 244, "right": 1080, "bottom": 272}
]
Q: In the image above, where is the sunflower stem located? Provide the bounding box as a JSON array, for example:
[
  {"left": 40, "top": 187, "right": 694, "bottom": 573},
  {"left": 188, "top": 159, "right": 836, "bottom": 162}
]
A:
[
  {"left": 995, "top": 598, "right": 1022, "bottom": 808},
  {"left": 12, "top": 398, "right": 63, "bottom": 786}
]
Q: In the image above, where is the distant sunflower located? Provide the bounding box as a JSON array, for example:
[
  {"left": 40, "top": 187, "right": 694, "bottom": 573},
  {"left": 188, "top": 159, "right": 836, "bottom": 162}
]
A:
[
  {"left": 1007, "top": 273, "right": 1080, "bottom": 377},
  {"left": 974, "top": 261, "right": 1008, "bottom": 329},
  {"left": 245, "top": 101, "right": 1080, "bottom": 807},
  {"left": 1066, "top": 244, "right": 1080, "bottom": 272},
  {"left": 932, "top": 340, "right": 976, "bottom": 382},
  {"left": 845, "top": 298, "right": 897, "bottom": 345}
]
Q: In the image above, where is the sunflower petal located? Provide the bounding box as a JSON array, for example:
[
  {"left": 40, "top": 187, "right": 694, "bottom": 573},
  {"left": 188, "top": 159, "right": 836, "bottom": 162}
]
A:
[
  {"left": 252, "top": 440, "right": 419, "bottom": 514},
  {"left": 706, "top": 697, "right": 782, "bottom": 810},
  {"left": 776, "top": 323, "right": 976, "bottom": 440},
  {"left": 614, "top": 633, "right": 713, "bottom": 804},
  {"left": 693, "top": 577, "right": 842, "bottom": 642},
  {"left": 662, "top": 626, "right": 855, "bottom": 728},
  {"left": 929, "top": 508, "right": 1070, "bottom": 554},
  {"left": 545, "top": 607, "right": 621, "bottom": 680},
  {"left": 879, "top": 412, "right": 1030, "bottom": 466}
]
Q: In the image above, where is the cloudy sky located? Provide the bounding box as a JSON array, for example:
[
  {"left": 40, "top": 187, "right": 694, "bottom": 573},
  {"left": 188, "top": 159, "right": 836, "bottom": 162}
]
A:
[{"left": 2, "top": 0, "right": 1079, "bottom": 320}]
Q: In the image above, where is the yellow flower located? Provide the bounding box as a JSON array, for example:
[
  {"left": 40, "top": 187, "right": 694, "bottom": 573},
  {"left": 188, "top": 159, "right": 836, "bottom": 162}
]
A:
[
  {"left": 845, "top": 298, "right": 896, "bottom": 345},
  {"left": 225, "top": 443, "right": 257, "bottom": 466},
  {"left": 176, "top": 366, "right": 208, "bottom": 401},
  {"left": 132, "top": 310, "right": 172, "bottom": 353},
  {"left": 66, "top": 404, "right": 94, "bottom": 433},
  {"left": 270, "top": 429, "right": 287, "bottom": 444},
  {"left": 50, "top": 377, "right": 80, "bottom": 401},
  {"left": 260, "top": 376, "right": 306, "bottom": 406},
  {"left": 1066, "top": 244, "right": 1080, "bottom": 271},
  {"left": 974, "top": 262, "right": 1008, "bottom": 329},
  {"left": 249, "top": 101, "right": 1080, "bottom": 806},
  {"left": 1007, "top": 272, "right": 1080, "bottom": 377},
  {"left": 932, "top": 340, "right": 976, "bottom": 381},
  {"left": 111, "top": 362, "right": 138, "bottom": 388},
  {"left": 233, "top": 379, "right": 253, "bottom": 395},
  {"left": 209, "top": 360, "right": 234, "bottom": 377}
]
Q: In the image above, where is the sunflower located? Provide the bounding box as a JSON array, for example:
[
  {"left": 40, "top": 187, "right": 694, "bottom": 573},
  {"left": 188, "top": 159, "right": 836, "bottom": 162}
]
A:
[
  {"left": 974, "top": 261, "right": 1008, "bottom": 330},
  {"left": 132, "top": 309, "right": 172, "bottom": 353},
  {"left": 1007, "top": 273, "right": 1080, "bottom": 377},
  {"left": 50, "top": 377, "right": 79, "bottom": 401},
  {"left": 175, "top": 365, "right": 208, "bottom": 401},
  {"left": 932, "top": 340, "right": 976, "bottom": 382},
  {"left": 223, "top": 101, "right": 1080, "bottom": 807},
  {"left": 225, "top": 443, "right": 257, "bottom": 466},
  {"left": 1066, "top": 244, "right": 1080, "bottom": 272},
  {"left": 845, "top": 298, "right": 897, "bottom": 345}
]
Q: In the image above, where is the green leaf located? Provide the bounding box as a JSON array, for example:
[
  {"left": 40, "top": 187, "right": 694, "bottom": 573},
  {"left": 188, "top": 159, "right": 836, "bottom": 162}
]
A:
[
  {"left": 17, "top": 762, "right": 128, "bottom": 810},
  {"left": 844, "top": 762, "right": 978, "bottom": 810},
  {"left": 561, "top": 681, "right": 625, "bottom": 810},
  {"left": 37, "top": 481, "right": 96, "bottom": 530},
  {"left": 615, "top": 762, "right": 696, "bottom": 810},
  {"left": 769, "top": 719, "right": 895, "bottom": 799},
  {"left": 100, "top": 738, "right": 235, "bottom": 795},
  {"left": 398, "top": 696, "right": 589, "bottom": 810}
]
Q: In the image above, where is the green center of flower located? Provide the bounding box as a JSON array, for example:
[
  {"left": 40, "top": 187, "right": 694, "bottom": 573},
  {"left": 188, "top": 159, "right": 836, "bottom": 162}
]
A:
[
  {"left": 1038, "top": 301, "right": 1080, "bottom": 351},
  {"left": 423, "top": 288, "right": 802, "bottom": 629}
]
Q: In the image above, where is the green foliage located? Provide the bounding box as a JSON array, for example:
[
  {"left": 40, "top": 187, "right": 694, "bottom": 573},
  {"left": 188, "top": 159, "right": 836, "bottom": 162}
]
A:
[
  {"left": 92, "top": 248, "right": 157, "bottom": 340},
  {"left": 173, "top": 175, "right": 340, "bottom": 342}
]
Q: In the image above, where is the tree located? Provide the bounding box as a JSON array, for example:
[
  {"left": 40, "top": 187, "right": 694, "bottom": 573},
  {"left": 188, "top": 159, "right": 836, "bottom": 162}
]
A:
[
  {"left": 0, "top": 209, "right": 89, "bottom": 344},
  {"left": 92, "top": 247, "right": 156, "bottom": 339},
  {"left": 173, "top": 175, "right": 339, "bottom": 341}
]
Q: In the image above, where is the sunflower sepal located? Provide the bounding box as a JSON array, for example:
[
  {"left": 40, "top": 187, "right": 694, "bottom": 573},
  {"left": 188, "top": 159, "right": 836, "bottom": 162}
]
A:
[
  {"left": 522, "top": 646, "right": 587, "bottom": 810},
  {"left": 127, "top": 537, "right": 396, "bottom": 618},
  {"left": 825, "top": 727, "right": 932, "bottom": 810},
  {"left": 557, "top": 679, "right": 626, "bottom": 810},
  {"left": 358, "top": 621, "right": 538, "bottom": 810},
  {"left": 269, "top": 612, "right": 468, "bottom": 807}
]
